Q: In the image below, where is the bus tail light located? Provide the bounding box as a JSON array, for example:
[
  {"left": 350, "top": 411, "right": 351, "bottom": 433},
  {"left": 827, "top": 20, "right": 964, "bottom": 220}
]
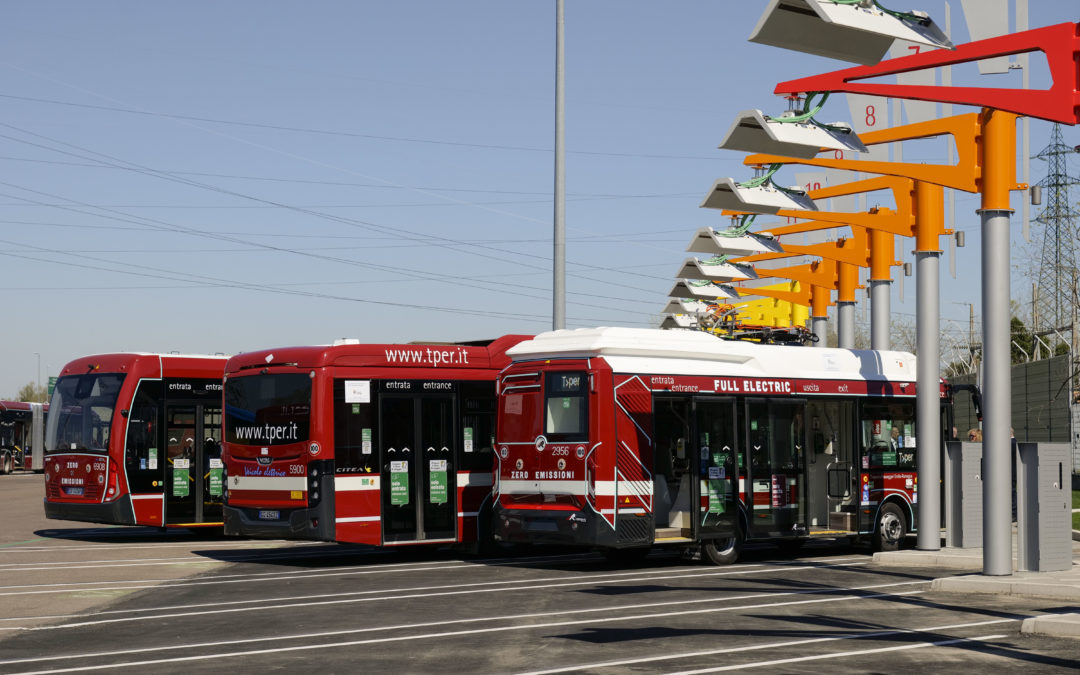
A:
[{"left": 104, "top": 464, "right": 120, "bottom": 501}]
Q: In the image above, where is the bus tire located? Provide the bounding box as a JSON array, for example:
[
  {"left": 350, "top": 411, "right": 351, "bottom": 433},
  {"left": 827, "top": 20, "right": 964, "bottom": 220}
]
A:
[
  {"left": 0, "top": 452, "right": 10, "bottom": 475},
  {"left": 702, "top": 526, "right": 744, "bottom": 566},
  {"left": 873, "top": 502, "right": 906, "bottom": 552}
]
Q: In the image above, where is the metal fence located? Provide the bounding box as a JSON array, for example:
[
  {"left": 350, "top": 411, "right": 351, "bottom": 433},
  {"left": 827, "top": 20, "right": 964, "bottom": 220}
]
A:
[{"left": 949, "top": 354, "right": 1076, "bottom": 475}]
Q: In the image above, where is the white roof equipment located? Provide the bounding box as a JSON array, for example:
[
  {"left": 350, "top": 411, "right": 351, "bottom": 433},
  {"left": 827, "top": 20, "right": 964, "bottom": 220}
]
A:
[{"left": 749, "top": 0, "right": 953, "bottom": 66}]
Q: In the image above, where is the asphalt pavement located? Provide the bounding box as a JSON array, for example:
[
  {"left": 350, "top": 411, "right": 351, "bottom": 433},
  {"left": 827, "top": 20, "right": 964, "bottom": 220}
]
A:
[
  {"left": 876, "top": 531, "right": 1080, "bottom": 640},
  {"left": 3, "top": 472, "right": 1079, "bottom": 673}
]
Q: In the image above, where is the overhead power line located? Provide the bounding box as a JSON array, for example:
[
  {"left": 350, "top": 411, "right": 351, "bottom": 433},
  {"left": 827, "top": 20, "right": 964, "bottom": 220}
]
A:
[{"left": 0, "top": 92, "right": 718, "bottom": 161}]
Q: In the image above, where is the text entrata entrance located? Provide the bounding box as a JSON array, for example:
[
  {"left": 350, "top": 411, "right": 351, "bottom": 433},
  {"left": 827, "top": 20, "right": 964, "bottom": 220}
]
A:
[{"left": 380, "top": 392, "right": 456, "bottom": 542}]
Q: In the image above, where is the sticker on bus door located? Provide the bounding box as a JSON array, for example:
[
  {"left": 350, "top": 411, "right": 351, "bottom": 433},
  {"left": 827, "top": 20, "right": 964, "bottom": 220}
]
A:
[
  {"left": 208, "top": 458, "right": 224, "bottom": 497},
  {"left": 173, "top": 458, "right": 190, "bottom": 497},
  {"left": 429, "top": 459, "right": 448, "bottom": 504},
  {"left": 390, "top": 461, "right": 409, "bottom": 506}
]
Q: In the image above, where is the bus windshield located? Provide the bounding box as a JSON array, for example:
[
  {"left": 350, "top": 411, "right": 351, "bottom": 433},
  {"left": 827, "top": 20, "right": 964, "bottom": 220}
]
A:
[
  {"left": 45, "top": 374, "right": 126, "bottom": 454},
  {"left": 225, "top": 373, "right": 311, "bottom": 446}
]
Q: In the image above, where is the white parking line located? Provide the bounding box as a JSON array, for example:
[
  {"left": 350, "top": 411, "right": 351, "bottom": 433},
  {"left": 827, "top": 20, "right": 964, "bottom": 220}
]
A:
[
  {"left": 519, "top": 618, "right": 1020, "bottom": 674},
  {"left": 0, "top": 540, "right": 295, "bottom": 554},
  {"left": 0, "top": 552, "right": 622, "bottom": 598},
  {"left": 667, "top": 634, "right": 1007, "bottom": 673},
  {"left": 4, "top": 562, "right": 867, "bottom": 630},
  {"left": 0, "top": 582, "right": 928, "bottom": 671},
  {"left": 0, "top": 547, "right": 370, "bottom": 571}
]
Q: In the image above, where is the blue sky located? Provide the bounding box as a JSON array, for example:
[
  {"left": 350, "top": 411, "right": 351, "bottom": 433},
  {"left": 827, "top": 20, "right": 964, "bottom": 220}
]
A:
[{"left": 1, "top": 1, "right": 1077, "bottom": 396}]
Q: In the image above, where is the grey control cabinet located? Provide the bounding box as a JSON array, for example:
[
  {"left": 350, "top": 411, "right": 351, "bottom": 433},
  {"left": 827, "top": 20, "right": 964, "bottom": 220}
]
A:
[
  {"left": 1017, "top": 443, "right": 1072, "bottom": 572},
  {"left": 945, "top": 441, "right": 983, "bottom": 548}
]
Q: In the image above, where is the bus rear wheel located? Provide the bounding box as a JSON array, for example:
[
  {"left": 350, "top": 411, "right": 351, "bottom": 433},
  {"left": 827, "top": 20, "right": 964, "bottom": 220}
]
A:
[
  {"left": 702, "top": 527, "right": 743, "bottom": 566},
  {"left": 873, "top": 503, "right": 906, "bottom": 552}
]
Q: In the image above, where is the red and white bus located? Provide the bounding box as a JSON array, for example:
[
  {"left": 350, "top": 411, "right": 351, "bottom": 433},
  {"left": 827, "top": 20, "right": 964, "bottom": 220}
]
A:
[
  {"left": 221, "top": 336, "right": 529, "bottom": 548},
  {"left": 493, "top": 327, "right": 947, "bottom": 564},
  {"left": 0, "top": 401, "right": 47, "bottom": 473},
  {"left": 44, "top": 353, "right": 228, "bottom": 528}
]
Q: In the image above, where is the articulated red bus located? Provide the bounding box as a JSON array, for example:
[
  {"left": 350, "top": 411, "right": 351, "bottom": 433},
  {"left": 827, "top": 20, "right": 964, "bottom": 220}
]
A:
[
  {"left": 0, "top": 401, "right": 47, "bottom": 473},
  {"left": 221, "top": 336, "right": 529, "bottom": 548},
  {"left": 44, "top": 353, "right": 229, "bottom": 528},
  {"left": 493, "top": 327, "right": 948, "bottom": 564}
]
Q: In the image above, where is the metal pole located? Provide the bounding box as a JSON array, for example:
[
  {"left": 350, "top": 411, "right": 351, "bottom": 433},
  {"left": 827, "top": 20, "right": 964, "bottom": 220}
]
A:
[
  {"left": 916, "top": 249, "right": 941, "bottom": 549},
  {"left": 812, "top": 317, "right": 828, "bottom": 347},
  {"left": 837, "top": 302, "right": 855, "bottom": 349},
  {"left": 837, "top": 262, "right": 857, "bottom": 349},
  {"left": 812, "top": 285, "right": 829, "bottom": 348},
  {"left": 869, "top": 281, "right": 889, "bottom": 350},
  {"left": 979, "top": 108, "right": 1016, "bottom": 576},
  {"left": 914, "top": 181, "right": 944, "bottom": 551},
  {"left": 553, "top": 0, "right": 566, "bottom": 330}
]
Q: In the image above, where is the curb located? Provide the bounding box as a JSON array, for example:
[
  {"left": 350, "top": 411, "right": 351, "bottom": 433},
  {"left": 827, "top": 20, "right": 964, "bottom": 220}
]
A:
[
  {"left": 873, "top": 550, "right": 982, "bottom": 570},
  {"left": 1021, "top": 613, "right": 1080, "bottom": 639},
  {"left": 930, "top": 575, "right": 1080, "bottom": 602}
]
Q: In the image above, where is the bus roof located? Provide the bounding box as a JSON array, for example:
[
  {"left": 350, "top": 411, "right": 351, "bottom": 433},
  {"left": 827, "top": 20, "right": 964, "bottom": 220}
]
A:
[
  {"left": 225, "top": 335, "right": 532, "bottom": 373},
  {"left": 506, "top": 327, "right": 917, "bottom": 383},
  {"left": 56, "top": 353, "right": 229, "bottom": 380},
  {"left": 0, "top": 400, "right": 37, "bottom": 412}
]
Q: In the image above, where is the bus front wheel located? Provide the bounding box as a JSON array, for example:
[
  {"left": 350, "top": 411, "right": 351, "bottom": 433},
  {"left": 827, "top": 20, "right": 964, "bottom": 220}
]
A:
[
  {"left": 0, "top": 452, "right": 10, "bottom": 475},
  {"left": 702, "top": 527, "right": 744, "bottom": 565},
  {"left": 874, "top": 503, "right": 906, "bottom": 552}
]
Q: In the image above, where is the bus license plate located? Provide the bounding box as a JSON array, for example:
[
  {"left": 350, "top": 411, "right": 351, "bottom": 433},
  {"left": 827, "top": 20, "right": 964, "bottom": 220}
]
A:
[
  {"left": 65, "top": 487, "right": 84, "bottom": 496},
  {"left": 258, "top": 510, "right": 280, "bottom": 521},
  {"left": 529, "top": 520, "right": 557, "bottom": 532}
]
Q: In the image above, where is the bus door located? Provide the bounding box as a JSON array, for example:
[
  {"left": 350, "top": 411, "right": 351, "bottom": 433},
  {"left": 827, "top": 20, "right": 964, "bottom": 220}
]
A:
[
  {"left": 652, "top": 397, "right": 692, "bottom": 535},
  {"left": 380, "top": 393, "right": 456, "bottom": 543},
  {"left": 805, "top": 400, "right": 857, "bottom": 532},
  {"left": 745, "top": 398, "right": 807, "bottom": 538},
  {"left": 164, "top": 402, "right": 224, "bottom": 524},
  {"left": 692, "top": 397, "right": 738, "bottom": 540}
]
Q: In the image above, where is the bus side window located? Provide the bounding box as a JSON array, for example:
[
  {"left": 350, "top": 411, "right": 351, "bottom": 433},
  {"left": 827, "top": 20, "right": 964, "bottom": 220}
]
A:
[
  {"left": 126, "top": 380, "right": 163, "bottom": 493},
  {"left": 333, "top": 379, "right": 375, "bottom": 474},
  {"left": 460, "top": 383, "right": 495, "bottom": 472}
]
